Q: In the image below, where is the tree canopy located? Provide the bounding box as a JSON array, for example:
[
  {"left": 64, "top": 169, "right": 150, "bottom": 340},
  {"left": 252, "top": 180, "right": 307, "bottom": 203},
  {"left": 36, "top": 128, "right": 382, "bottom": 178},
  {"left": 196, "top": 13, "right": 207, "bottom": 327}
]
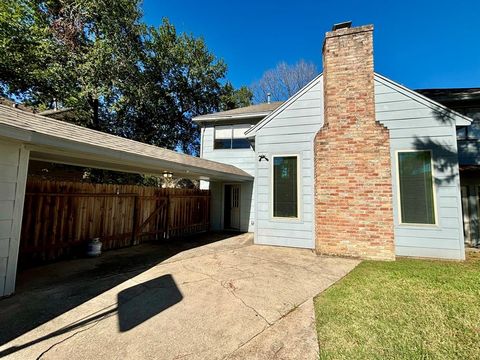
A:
[{"left": 0, "top": 0, "right": 251, "bottom": 155}]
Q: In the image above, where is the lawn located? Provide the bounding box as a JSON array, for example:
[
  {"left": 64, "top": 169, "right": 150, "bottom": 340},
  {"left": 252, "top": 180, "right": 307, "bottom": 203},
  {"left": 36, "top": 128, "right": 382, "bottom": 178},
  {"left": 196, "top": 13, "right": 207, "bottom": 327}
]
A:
[{"left": 314, "top": 251, "right": 480, "bottom": 359}]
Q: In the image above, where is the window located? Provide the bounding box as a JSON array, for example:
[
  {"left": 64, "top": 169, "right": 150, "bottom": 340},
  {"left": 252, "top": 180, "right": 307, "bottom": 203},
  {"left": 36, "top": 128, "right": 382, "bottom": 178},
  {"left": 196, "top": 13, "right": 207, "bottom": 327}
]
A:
[
  {"left": 457, "top": 114, "right": 480, "bottom": 140},
  {"left": 397, "top": 151, "right": 436, "bottom": 224},
  {"left": 273, "top": 156, "right": 298, "bottom": 218},
  {"left": 214, "top": 125, "right": 251, "bottom": 149},
  {"left": 456, "top": 122, "right": 480, "bottom": 140}
]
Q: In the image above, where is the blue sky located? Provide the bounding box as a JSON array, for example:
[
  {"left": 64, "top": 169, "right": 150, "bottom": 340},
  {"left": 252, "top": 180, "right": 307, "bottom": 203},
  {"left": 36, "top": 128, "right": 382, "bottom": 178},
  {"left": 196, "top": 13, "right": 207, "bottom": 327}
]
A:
[{"left": 142, "top": 0, "right": 480, "bottom": 90}]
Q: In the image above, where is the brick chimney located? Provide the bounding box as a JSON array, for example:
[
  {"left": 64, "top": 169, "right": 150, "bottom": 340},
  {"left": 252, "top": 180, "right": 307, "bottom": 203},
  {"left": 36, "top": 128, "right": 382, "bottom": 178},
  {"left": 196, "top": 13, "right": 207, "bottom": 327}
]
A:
[{"left": 314, "top": 24, "right": 395, "bottom": 260}]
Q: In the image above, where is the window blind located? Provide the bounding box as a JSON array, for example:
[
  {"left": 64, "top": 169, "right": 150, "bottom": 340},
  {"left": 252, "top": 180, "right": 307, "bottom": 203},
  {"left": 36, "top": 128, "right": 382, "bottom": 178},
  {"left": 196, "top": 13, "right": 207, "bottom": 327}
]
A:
[
  {"left": 398, "top": 151, "right": 435, "bottom": 224},
  {"left": 273, "top": 156, "right": 298, "bottom": 218}
]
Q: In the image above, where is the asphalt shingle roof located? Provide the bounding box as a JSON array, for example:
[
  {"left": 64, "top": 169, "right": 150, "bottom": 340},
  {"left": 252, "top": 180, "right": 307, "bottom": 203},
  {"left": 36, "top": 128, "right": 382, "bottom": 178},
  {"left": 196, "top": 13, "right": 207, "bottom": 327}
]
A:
[
  {"left": 193, "top": 102, "right": 283, "bottom": 121},
  {"left": 0, "top": 105, "right": 252, "bottom": 180}
]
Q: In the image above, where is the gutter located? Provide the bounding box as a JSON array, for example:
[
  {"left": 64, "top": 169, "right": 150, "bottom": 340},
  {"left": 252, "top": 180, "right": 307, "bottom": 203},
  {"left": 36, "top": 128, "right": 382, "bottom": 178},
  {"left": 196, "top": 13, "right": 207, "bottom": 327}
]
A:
[{"left": 192, "top": 112, "right": 272, "bottom": 123}]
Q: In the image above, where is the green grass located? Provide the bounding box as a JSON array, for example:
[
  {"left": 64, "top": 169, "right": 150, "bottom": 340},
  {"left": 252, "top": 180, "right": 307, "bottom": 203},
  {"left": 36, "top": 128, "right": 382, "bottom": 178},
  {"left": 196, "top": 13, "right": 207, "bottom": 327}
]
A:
[{"left": 314, "top": 252, "right": 480, "bottom": 360}]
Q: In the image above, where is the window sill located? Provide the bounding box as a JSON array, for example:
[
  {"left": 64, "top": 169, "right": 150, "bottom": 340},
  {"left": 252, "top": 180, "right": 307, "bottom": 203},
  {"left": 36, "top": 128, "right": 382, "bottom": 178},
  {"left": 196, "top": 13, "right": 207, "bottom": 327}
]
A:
[
  {"left": 270, "top": 217, "right": 303, "bottom": 223},
  {"left": 397, "top": 223, "right": 440, "bottom": 230}
]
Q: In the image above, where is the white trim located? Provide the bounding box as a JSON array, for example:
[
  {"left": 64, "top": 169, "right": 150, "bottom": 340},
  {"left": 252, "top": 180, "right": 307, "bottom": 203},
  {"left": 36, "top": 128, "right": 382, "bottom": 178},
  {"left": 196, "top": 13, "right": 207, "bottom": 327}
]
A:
[
  {"left": 193, "top": 112, "right": 273, "bottom": 122},
  {"left": 222, "top": 183, "right": 242, "bottom": 231},
  {"left": 374, "top": 73, "right": 473, "bottom": 126},
  {"left": 475, "top": 185, "right": 480, "bottom": 246},
  {"left": 270, "top": 154, "right": 302, "bottom": 221},
  {"left": 245, "top": 74, "right": 323, "bottom": 136},
  {"left": 4, "top": 145, "right": 29, "bottom": 296},
  {"left": 395, "top": 149, "right": 438, "bottom": 226},
  {"left": 244, "top": 73, "right": 472, "bottom": 138},
  {"left": 213, "top": 124, "right": 252, "bottom": 150},
  {"left": 0, "top": 105, "right": 253, "bottom": 182},
  {"left": 461, "top": 186, "right": 471, "bottom": 246}
]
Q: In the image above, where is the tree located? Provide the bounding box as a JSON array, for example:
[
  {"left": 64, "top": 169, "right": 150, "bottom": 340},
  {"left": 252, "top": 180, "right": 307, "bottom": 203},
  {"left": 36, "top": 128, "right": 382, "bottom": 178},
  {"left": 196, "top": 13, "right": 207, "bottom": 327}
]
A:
[
  {"left": 220, "top": 83, "right": 253, "bottom": 111},
  {"left": 0, "top": 0, "right": 145, "bottom": 128},
  {"left": 250, "top": 60, "right": 318, "bottom": 103},
  {"left": 0, "top": 2, "right": 247, "bottom": 156},
  {"left": 110, "top": 19, "right": 229, "bottom": 154}
]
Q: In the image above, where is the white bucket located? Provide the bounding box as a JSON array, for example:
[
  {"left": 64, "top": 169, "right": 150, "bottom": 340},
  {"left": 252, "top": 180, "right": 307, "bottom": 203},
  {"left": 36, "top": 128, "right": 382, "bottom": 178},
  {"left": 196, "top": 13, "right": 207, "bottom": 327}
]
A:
[{"left": 87, "top": 238, "right": 102, "bottom": 257}]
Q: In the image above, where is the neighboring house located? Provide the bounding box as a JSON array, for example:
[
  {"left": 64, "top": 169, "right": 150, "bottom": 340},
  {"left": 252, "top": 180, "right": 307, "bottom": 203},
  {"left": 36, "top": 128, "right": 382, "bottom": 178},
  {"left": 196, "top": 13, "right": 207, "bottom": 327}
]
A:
[
  {"left": 194, "top": 23, "right": 475, "bottom": 261},
  {"left": 417, "top": 88, "right": 480, "bottom": 247}
]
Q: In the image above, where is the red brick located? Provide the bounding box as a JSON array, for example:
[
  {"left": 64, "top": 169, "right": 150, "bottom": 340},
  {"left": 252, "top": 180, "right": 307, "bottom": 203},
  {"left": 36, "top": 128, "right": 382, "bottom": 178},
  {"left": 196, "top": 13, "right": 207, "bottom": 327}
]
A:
[{"left": 314, "top": 25, "right": 395, "bottom": 261}]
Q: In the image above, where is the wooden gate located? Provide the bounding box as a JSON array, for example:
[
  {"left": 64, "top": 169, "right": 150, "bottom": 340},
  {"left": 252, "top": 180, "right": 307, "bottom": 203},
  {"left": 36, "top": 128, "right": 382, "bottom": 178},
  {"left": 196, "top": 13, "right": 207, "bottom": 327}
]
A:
[{"left": 20, "top": 180, "right": 210, "bottom": 266}]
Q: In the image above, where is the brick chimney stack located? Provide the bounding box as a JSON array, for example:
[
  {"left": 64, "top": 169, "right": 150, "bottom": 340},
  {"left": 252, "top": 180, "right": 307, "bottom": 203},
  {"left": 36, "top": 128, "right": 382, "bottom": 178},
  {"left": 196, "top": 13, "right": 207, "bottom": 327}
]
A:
[{"left": 314, "top": 24, "right": 395, "bottom": 260}]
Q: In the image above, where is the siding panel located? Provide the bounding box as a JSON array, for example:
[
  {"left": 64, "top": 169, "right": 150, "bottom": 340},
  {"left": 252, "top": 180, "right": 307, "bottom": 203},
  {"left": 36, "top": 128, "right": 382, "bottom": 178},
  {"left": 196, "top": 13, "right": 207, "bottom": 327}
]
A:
[
  {"left": 375, "top": 78, "right": 464, "bottom": 260},
  {"left": 0, "top": 140, "right": 29, "bottom": 296},
  {"left": 199, "top": 74, "right": 465, "bottom": 260},
  {"left": 201, "top": 125, "right": 255, "bottom": 232},
  {"left": 254, "top": 77, "right": 324, "bottom": 249}
]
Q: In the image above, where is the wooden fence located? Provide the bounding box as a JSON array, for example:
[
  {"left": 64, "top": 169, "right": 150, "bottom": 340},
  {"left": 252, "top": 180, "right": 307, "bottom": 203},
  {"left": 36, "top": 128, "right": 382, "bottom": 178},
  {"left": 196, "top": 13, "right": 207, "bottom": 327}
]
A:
[{"left": 20, "top": 180, "right": 210, "bottom": 266}]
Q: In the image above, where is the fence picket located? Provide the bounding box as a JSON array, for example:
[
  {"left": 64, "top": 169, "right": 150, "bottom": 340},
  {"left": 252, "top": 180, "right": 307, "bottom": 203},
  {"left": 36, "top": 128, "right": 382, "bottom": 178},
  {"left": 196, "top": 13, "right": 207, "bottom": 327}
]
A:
[{"left": 19, "top": 180, "right": 210, "bottom": 267}]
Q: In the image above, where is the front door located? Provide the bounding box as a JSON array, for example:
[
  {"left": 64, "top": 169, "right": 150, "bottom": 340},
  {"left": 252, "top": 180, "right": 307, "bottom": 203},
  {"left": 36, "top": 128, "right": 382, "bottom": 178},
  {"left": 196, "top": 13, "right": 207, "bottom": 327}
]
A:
[
  {"left": 224, "top": 184, "right": 241, "bottom": 230},
  {"left": 230, "top": 185, "right": 240, "bottom": 229}
]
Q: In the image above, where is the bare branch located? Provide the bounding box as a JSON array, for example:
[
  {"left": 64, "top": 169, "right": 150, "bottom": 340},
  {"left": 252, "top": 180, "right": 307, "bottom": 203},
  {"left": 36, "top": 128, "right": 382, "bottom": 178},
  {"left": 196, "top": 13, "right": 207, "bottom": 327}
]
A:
[{"left": 250, "top": 60, "right": 318, "bottom": 103}]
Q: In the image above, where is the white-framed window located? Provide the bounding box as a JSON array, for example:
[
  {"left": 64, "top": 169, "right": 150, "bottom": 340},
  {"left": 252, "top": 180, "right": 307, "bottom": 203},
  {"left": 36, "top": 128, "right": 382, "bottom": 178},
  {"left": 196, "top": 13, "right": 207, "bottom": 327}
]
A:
[
  {"left": 397, "top": 150, "right": 436, "bottom": 225},
  {"left": 214, "top": 124, "right": 251, "bottom": 149},
  {"left": 272, "top": 155, "right": 299, "bottom": 219}
]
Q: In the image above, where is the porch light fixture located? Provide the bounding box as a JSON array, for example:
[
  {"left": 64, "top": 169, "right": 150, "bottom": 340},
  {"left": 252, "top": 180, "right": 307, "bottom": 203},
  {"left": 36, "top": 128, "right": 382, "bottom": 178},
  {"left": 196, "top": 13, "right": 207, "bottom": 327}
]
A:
[{"left": 163, "top": 171, "right": 173, "bottom": 178}]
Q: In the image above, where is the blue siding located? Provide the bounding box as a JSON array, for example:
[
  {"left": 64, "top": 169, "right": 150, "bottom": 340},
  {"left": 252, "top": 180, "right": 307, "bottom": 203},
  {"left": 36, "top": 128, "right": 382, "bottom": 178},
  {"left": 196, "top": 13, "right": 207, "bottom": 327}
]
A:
[
  {"left": 375, "top": 77, "right": 465, "bottom": 260},
  {"left": 254, "top": 77, "right": 324, "bottom": 249},
  {"left": 200, "top": 125, "right": 255, "bottom": 232},
  {"left": 252, "top": 75, "right": 465, "bottom": 259},
  {"left": 201, "top": 73, "right": 466, "bottom": 260}
]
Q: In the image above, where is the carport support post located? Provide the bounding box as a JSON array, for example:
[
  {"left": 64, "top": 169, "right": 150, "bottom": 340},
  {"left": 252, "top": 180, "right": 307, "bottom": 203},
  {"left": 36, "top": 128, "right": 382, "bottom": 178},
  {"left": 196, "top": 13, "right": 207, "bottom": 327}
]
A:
[{"left": 2, "top": 145, "right": 29, "bottom": 297}]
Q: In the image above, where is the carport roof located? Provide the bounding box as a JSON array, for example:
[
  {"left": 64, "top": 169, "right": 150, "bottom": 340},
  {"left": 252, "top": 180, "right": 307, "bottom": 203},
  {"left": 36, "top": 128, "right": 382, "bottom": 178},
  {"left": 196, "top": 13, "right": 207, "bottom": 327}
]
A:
[{"left": 0, "top": 105, "right": 252, "bottom": 182}]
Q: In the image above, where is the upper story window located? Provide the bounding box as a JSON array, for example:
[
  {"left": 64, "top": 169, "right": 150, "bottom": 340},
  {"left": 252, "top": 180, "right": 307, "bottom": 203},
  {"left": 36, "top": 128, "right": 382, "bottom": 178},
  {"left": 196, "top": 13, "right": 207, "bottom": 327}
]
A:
[
  {"left": 456, "top": 109, "right": 480, "bottom": 140},
  {"left": 214, "top": 125, "right": 251, "bottom": 149},
  {"left": 457, "top": 121, "right": 480, "bottom": 140}
]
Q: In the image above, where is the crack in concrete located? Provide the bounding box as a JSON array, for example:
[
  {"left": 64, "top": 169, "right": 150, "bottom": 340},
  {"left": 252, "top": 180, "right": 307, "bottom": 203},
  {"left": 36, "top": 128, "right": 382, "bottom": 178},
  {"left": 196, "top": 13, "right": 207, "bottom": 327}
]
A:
[
  {"left": 221, "top": 324, "right": 270, "bottom": 360},
  {"left": 28, "top": 237, "right": 350, "bottom": 360},
  {"left": 222, "top": 297, "right": 314, "bottom": 360},
  {"left": 33, "top": 282, "right": 154, "bottom": 359},
  {"left": 181, "top": 264, "right": 272, "bottom": 326},
  {"left": 221, "top": 282, "right": 272, "bottom": 326},
  {"left": 35, "top": 309, "right": 116, "bottom": 360},
  {"left": 272, "top": 343, "right": 285, "bottom": 359}
]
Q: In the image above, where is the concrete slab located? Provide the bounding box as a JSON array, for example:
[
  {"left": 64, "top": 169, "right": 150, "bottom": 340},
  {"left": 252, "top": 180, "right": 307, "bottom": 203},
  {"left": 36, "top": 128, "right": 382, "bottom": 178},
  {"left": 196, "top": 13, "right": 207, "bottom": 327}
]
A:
[
  {"left": 0, "top": 233, "right": 359, "bottom": 359},
  {"left": 227, "top": 299, "right": 319, "bottom": 360}
]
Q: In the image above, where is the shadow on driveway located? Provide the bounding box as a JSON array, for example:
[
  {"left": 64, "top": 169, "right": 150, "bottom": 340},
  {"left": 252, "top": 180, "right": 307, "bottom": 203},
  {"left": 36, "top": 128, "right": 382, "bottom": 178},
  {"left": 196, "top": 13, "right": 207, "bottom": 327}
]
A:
[
  {"left": 0, "top": 274, "right": 182, "bottom": 358},
  {"left": 0, "top": 232, "right": 240, "bottom": 347}
]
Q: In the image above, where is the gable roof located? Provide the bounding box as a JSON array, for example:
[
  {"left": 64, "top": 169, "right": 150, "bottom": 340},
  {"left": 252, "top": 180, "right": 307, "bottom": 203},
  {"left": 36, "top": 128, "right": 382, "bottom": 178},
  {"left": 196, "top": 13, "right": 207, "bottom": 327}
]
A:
[
  {"left": 244, "top": 74, "right": 323, "bottom": 136},
  {"left": 0, "top": 105, "right": 252, "bottom": 181},
  {"left": 192, "top": 102, "right": 283, "bottom": 123},
  {"left": 245, "top": 73, "right": 472, "bottom": 137},
  {"left": 374, "top": 73, "right": 472, "bottom": 126},
  {"left": 415, "top": 88, "right": 480, "bottom": 103}
]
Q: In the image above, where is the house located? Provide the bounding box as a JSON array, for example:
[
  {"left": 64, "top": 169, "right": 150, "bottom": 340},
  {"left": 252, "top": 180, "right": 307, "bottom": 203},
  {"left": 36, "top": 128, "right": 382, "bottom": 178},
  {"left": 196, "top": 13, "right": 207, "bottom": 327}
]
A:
[
  {"left": 416, "top": 88, "right": 480, "bottom": 247},
  {"left": 193, "top": 23, "right": 475, "bottom": 261},
  {"left": 1, "top": 22, "right": 475, "bottom": 298}
]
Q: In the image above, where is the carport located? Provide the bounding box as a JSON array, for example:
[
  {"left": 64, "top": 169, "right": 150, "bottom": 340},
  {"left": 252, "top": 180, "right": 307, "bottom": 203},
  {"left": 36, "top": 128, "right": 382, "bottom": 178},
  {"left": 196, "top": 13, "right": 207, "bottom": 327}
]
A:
[{"left": 0, "top": 104, "right": 252, "bottom": 297}]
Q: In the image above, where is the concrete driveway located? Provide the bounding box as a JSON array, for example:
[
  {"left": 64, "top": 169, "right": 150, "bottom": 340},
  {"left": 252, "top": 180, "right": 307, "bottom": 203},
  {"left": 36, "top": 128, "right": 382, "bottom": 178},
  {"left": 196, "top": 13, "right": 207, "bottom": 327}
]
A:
[{"left": 0, "top": 233, "right": 359, "bottom": 360}]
